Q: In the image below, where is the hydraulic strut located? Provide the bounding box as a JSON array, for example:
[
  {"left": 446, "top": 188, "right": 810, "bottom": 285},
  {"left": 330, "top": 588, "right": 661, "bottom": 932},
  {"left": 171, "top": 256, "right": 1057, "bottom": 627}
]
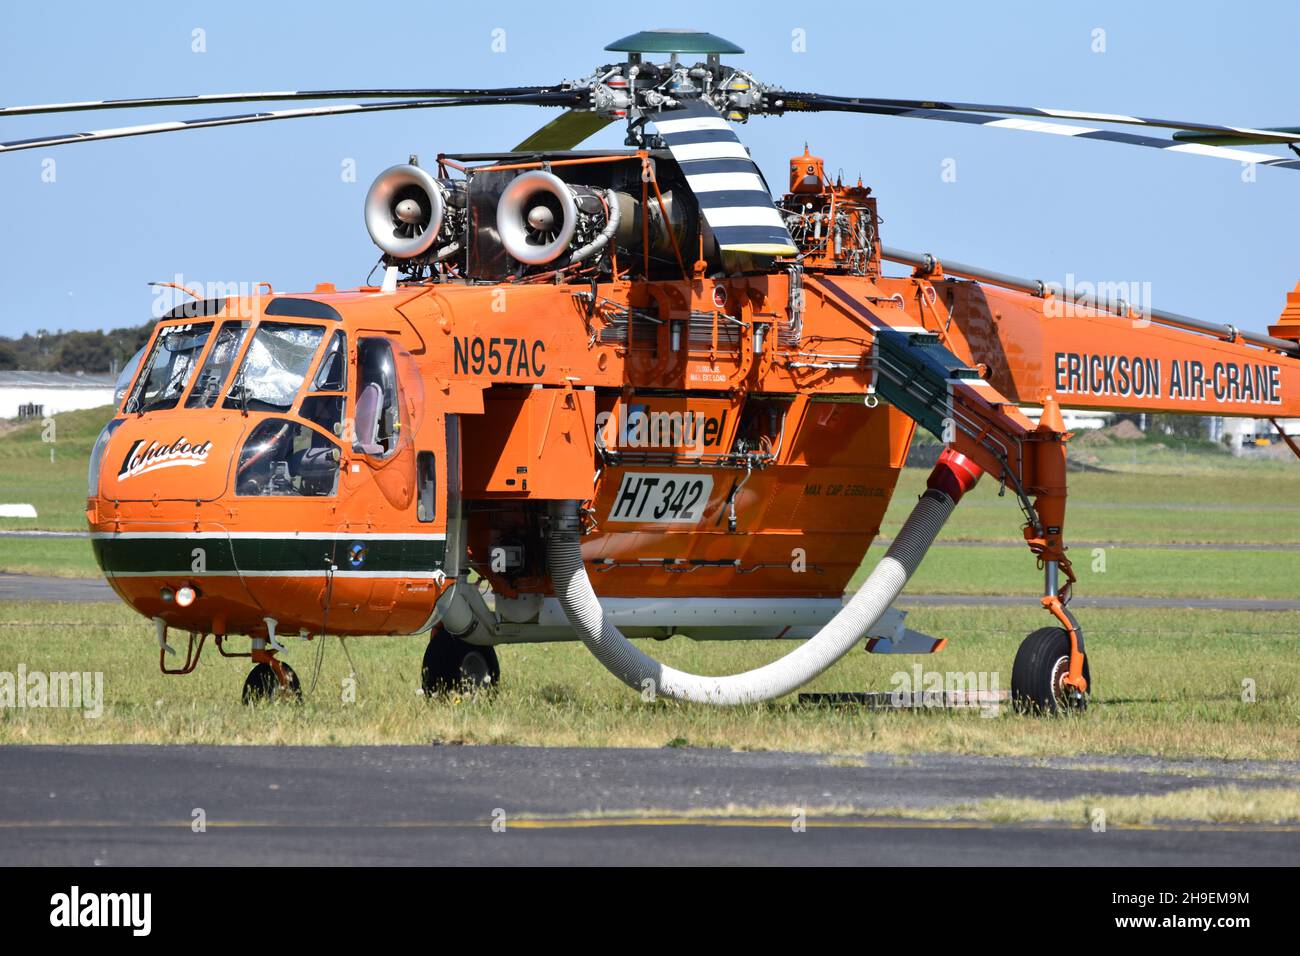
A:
[{"left": 869, "top": 322, "right": 1086, "bottom": 689}]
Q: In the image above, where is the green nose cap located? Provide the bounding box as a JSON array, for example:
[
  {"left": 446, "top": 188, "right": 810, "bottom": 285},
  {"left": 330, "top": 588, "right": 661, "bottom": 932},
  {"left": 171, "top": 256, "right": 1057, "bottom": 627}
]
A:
[{"left": 605, "top": 29, "right": 744, "bottom": 55}]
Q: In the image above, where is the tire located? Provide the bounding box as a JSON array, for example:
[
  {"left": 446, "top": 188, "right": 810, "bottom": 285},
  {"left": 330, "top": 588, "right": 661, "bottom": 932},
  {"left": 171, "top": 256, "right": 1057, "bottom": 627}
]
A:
[
  {"left": 242, "top": 661, "right": 302, "bottom": 704},
  {"left": 422, "top": 628, "right": 500, "bottom": 695},
  {"left": 1011, "top": 627, "right": 1091, "bottom": 716}
]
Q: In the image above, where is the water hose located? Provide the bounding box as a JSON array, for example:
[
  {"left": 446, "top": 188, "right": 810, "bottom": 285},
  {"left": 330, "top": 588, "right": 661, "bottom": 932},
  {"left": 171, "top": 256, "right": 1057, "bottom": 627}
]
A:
[{"left": 546, "top": 449, "right": 983, "bottom": 704}]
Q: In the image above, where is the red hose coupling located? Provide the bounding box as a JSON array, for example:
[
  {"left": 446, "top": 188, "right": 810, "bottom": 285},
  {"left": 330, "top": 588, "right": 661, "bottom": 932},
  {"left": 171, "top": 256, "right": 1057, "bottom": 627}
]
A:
[{"left": 927, "top": 448, "right": 984, "bottom": 503}]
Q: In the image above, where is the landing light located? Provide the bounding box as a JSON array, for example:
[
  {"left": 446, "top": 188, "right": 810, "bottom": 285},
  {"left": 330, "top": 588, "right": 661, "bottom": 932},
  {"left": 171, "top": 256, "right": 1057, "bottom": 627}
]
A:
[
  {"left": 160, "top": 587, "right": 175, "bottom": 603},
  {"left": 175, "top": 586, "right": 199, "bottom": 608}
]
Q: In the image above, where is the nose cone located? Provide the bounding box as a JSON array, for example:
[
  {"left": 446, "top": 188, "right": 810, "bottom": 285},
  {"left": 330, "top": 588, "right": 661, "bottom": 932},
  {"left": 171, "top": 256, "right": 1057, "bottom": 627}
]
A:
[
  {"left": 527, "top": 205, "right": 557, "bottom": 231},
  {"left": 394, "top": 197, "right": 425, "bottom": 224},
  {"left": 97, "top": 412, "right": 234, "bottom": 502}
]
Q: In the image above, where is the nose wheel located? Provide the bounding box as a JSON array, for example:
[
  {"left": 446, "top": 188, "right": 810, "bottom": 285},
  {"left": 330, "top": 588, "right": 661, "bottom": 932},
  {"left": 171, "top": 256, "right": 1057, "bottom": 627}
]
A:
[
  {"left": 1011, "top": 626, "right": 1091, "bottom": 715},
  {"left": 242, "top": 661, "right": 302, "bottom": 704},
  {"left": 421, "top": 627, "right": 500, "bottom": 695}
]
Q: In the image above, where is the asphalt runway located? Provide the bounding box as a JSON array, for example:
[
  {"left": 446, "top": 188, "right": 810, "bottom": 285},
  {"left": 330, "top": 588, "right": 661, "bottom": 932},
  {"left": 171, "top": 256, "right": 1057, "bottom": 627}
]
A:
[
  {"left": 0, "top": 573, "right": 114, "bottom": 603},
  {"left": 0, "top": 746, "right": 1295, "bottom": 865}
]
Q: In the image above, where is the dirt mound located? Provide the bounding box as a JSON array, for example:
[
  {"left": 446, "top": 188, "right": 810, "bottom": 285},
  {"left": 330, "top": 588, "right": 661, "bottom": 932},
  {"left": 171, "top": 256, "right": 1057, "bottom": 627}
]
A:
[
  {"left": 1071, "top": 428, "right": 1113, "bottom": 447},
  {"left": 1104, "top": 419, "right": 1145, "bottom": 441}
]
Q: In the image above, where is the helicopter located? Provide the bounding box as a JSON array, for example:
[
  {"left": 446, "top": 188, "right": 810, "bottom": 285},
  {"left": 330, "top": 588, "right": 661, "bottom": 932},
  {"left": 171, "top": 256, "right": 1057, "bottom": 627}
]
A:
[{"left": 7, "top": 28, "right": 1299, "bottom": 710}]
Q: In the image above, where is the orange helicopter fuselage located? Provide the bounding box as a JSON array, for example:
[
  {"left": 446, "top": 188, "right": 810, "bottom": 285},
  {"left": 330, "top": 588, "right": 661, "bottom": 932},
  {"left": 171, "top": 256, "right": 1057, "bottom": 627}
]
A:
[{"left": 86, "top": 149, "right": 1300, "bottom": 647}]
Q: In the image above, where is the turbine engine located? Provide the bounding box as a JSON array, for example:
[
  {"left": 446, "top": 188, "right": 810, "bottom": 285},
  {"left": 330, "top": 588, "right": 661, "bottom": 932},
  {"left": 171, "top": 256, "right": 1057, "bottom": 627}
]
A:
[
  {"left": 496, "top": 171, "right": 617, "bottom": 266},
  {"left": 494, "top": 169, "right": 703, "bottom": 273},
  {"left": 364, "top": 163, "right": 466, "bottom": 262}
]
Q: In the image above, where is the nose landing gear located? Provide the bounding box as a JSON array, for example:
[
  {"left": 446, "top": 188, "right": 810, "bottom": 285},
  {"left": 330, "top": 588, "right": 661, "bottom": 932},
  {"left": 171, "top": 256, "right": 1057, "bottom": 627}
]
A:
[
  {"left": 153, "top": 619, "right": 304, "bottom": 703},
  {"left": 242, "top": 660, "right": 303, "bottom": 704},
  {"left": 212, "top": 633, "right": 304, "bottom": 704},
  {"left": 241, "top": 632, "right": 303, "bottom": 704}
]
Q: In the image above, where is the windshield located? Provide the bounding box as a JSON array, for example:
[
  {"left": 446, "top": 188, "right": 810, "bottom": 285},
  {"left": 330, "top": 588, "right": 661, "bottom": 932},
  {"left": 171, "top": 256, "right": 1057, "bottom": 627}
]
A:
[
  {"left": 186, "top": 321, "right": 250, "bottom": 408},
  {"left": 224, "top": 322, "right": 325, "bottom": 413},
  {"left": 125, "top": 323, "right": 214, "bottom": 413},
  {"left": 113, "top": 347, "right": 146, "bottom": 409}
]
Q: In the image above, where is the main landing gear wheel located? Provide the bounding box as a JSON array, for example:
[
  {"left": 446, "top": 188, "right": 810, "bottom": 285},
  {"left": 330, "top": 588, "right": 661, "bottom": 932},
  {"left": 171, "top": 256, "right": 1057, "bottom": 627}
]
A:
[
  {"left": 422, "top": 628, "right": 500, "bottom": 695},
  {"left": 1011, "top": 627, "right": 1091, "bottom": 716},
  {"left": 242, "top": 661, "right": 302, "bottom": 704}
]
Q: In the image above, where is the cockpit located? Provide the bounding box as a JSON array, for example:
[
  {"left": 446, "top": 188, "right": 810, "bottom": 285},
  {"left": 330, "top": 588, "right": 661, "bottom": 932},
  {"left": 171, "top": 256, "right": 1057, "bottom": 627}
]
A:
[
  {"left": 97, "top": 300, "right": 421, "bottom": 503},
  {"left": 86, "top": 294, "right": 442, "bottom": 645}
]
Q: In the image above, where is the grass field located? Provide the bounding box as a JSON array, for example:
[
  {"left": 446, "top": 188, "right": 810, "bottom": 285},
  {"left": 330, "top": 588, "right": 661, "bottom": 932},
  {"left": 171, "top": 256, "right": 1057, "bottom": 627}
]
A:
[
  {"left": 0, "top": 407, "right": 106, "bottom": 534},
  {"left": 0, "top": 536, "right": 99, "bottom": 578},
  {"left": 544, "top": 785, "right": 1300, "bottom": 825},
  {"left": 1, "top": 407, "right": 1297, "bottom": 769},
  {"left": 1, "top": 601, "right": 1296, "bottom": 761},
  {"left": 887, "top": 451, "right": 1300, "bottom": 546}
]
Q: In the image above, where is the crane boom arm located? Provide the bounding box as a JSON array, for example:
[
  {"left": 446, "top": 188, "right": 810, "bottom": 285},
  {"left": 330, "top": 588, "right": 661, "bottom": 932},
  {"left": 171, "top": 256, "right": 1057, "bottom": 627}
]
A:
[{"left": 878, "top": 256, "right": 1300, "bottom": 423}]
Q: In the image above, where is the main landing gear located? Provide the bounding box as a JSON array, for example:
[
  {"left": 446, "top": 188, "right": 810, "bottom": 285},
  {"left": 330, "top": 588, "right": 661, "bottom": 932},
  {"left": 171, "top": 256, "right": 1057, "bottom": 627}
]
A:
[
  {"left": 1011, "top": 627, "right": 1090, "bottom": 715},
  {"left": 421, "top": 626, "right": 500, "bottom": 695},
  {"left": 1010, "top": 559, "right": 1092, "bottom": 715}
]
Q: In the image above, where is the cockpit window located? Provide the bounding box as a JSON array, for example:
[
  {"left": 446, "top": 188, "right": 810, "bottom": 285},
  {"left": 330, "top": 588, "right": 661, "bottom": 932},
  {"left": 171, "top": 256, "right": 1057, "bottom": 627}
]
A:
[
  {"left": 312, "top": 330, "right": 347, "bottom": 392},
  {"left": 299, "top": 395, "right": 345, "bottom": 437},
  {"left": 126, "top": 323, "right": 214, "bottom": 413},
  {"left": 236, "top": 419, "right": 339, "bottom": 497},
  {"left": 113, "top": 346, "right": 146, "bottom": 410},
  {"left": 224, "top": 322, "right": 325, "bottom": 413},
  {"left": 186, "top": 321, "right": 250, "bottom": 408},
  {"left": 354, "top": 338, "right": 400, "bottom": 458}
]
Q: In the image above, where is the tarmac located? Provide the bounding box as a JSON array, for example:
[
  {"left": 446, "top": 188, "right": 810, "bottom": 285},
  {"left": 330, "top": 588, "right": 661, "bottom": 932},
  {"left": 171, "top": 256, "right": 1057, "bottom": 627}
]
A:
[{"left": 1, "top": 745, "right": 1295, "bottom": 865}]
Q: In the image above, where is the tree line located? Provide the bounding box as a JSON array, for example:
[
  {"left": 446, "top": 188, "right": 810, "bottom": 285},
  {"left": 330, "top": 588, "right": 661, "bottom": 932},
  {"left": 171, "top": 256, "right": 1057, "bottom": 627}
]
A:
[{"left": 0, "top": 324, "right": 153, "bottom": 374}]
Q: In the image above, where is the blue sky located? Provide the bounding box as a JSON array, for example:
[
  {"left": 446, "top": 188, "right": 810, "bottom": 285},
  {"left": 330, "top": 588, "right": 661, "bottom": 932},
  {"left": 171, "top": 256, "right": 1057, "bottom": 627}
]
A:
[{"left": 1, "top": 0, "right": 1297, "bottom": 338}]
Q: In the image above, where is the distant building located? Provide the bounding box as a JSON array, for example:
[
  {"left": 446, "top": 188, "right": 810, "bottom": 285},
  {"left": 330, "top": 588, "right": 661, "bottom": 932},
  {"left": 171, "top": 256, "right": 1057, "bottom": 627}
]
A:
[
  {"left": 1019, "top": 406, "right": 1114, "bottom": 431},
  {"left": 1219, "top": 416, "right": 1300, "bottom": 452},
  {"left": 0, "top": 370, "right": 116, "bottom": 420}
]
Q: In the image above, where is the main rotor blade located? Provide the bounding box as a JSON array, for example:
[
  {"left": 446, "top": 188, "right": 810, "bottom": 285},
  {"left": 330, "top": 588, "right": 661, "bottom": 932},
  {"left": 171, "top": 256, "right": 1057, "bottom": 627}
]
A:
[
  {"left": 650, "top": 99, "right": 796, "bottom": 257},
  {"left": 513, "top": 110, "right": 613, "bottom": 151},
  {"left": 0, "top": 86, "right": 563, "bottom": 118},
  {"left": 0, "top": 92, "right": 585, "bottom": 154},
  {"left": 784, "top": 93, "right": 1300, "bottom": 145},
  {"left": 1173, "top": 126, "right": 1300, "bottom": 147},
  {"left": 780, "top": 94, "right": 1300, "bottom": 171}
]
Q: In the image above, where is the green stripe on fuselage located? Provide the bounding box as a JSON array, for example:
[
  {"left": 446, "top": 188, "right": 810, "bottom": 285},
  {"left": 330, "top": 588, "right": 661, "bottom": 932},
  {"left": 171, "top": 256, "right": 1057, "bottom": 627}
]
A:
[{"left": 91, "top": 536, "right": 446, "bottom": 575}]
